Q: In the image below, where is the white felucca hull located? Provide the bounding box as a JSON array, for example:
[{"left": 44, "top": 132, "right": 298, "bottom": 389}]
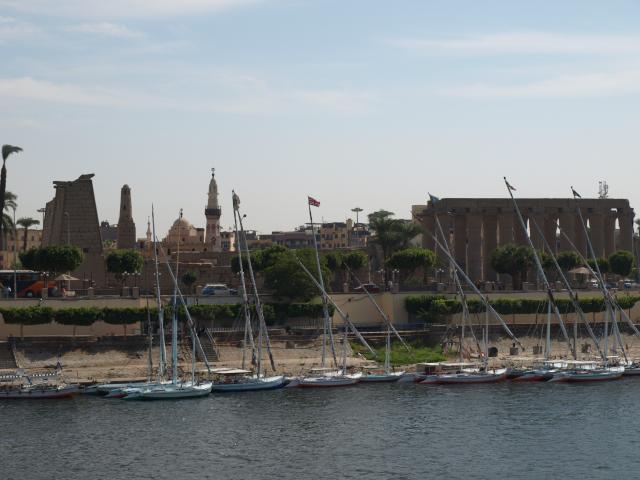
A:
[
  {"left": 210, "top": 376, "right": 286, "bottom": 392},
  {"left": 123, "top": 382, "right": 212, "bottom": 400},
  {"left": 297, "top": 372, "right": 362, "bottom": 388},
  {"left": 359, "top": 372, "right": 405, "bottom": 383}
]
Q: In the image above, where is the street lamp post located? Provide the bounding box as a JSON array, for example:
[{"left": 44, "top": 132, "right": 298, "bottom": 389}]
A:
[{"left": 12, "top": 206, "right": 16, "bottom": 299}]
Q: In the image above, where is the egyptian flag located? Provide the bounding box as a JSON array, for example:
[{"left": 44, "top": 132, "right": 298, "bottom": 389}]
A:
[{"left": 308, "top": 196, "right": 320, "bottom": 207}]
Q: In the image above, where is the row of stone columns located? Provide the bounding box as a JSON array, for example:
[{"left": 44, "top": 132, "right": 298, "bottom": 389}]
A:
[{"left": 422, "top": 206, "right": 635, "bottom": 282}]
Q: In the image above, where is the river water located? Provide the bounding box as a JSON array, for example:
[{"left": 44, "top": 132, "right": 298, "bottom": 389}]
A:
[{"left": 2, "top": 380, "right": 640, "bottom": 480}]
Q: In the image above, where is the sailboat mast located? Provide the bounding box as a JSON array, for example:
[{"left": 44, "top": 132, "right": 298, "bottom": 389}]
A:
[
  {"left": 308, "top": 200, "right": 337, "bottom": 369},
  {"left": 232, "top": 199, "right": 255, "bottom": 370},
  {"left": 384, "top": 323, "right": 391, "bottom": 374},
  {"left": 504, "top": 178, "right": 575, "bottom": 359},
  {"left": 171, "top": 209, "right": 182, "bottom": 385},
  {"left": 545, "top": 298, "right": 551, "bottom": 360},
  {"left": 235, "top": 195, "right": 276, "bottom": 374},
  {"left": 434, "top": 214, "right": 468, "bottom": 361},
  {"left": 146, "top": 296, "right": 153, "bottom": 382},
  {"left": 151, "top": 206, "right": 167, "bottom": 379}
]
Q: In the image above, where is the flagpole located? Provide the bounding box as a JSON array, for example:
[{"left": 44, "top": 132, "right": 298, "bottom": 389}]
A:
[{"left": 308, "top": 198, "right": 338, "bottom": 369}]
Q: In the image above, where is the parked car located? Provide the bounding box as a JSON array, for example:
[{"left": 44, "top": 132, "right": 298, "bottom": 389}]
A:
[
  {"left": 353, "top": 283, "right": 381, "bottom": 294},
  {"left": 201, "top": 283, "right": 237, "bottom": 296}
]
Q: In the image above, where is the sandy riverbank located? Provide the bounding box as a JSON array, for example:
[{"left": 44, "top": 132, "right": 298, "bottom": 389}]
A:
[{"left": 9, "top": 332, "right": 640, "bottom": 383}]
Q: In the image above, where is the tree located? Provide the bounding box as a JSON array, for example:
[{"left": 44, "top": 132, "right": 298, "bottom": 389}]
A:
[
  {"left": 342, "top": 250, "right": 368, "bottom": 271},
  {"left": 18, "top": 246, "right": 83, "bottom": 296},
  {"left": 0, "top": 145, "right": 22, "bottom": 250},
  {"left": 262, "top": 247, "right": 332, "bottom": 301},
  {"left": 490, "top": 244, "right": 534, "bottom": 290},
  {"left": 1, "top": 191, "right": 16, "bottom": 244},
  {"left": 387, "top": 247, "right": 436, "bottom": 283},
  {"left": 16, "top": 217, "right": 39, "bottom": 251},
  {"left": 19, "top": 247, "right": 37, "bottom": 270},
  {"left": 368, "top": 210, "right": 423, "bottom": 283},
  {"left": 609, "top": 250, "right": 634, "bottom": 278},
  {"left": 106, "top": 249, "right": 143, "bottom": 286},
  {"left": 587, "top": 257, "right": 610, "bottom": 275},
  {"left": 181, "top": 271, "right": 198, "bottom": 294},
  {"left": 556, "top": 251, "right": 581, "bottom": 272}
]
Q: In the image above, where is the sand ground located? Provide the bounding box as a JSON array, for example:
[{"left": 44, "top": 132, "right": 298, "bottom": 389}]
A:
[{"left": 9, "top": 333, "right": 640, "bottom": 383}]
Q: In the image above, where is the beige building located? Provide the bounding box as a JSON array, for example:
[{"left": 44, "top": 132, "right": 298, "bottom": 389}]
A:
[{"left": 0, "top": 228, "right": 43, "bottom": 269}]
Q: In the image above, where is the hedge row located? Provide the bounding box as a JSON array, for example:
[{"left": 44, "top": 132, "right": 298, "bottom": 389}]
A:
[
  {"left": 0, "top": 303, "right": 333, "bottom": 327},
  {"left": 405, "top": 294, "right": 640, "bottom": 320}
]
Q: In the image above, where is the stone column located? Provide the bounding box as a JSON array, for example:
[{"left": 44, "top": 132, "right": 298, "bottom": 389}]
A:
[
  {"left": 420, "top": 211, "right": 436, "bottom": 251},
  {"left": 529, "top": 210, "right": 546, "bottom": 250},
  {"left": 513, "top": 214, "right": 528, "bottom": 246},
  {"left": 467, "top": 213, "right": 483, "bottom": 282},
  {"left": 574, "top": 216, "right": 588, "bottom": 257},
  {"left": 617, "top": 208, "right": 635, "bottom": 252},
  {"left": 482, "top": 213, "right": 498, "bottom": 281},
  {"left": 558, "top": 211, "right": 576, "bottom": 252},
  {"left": 604, "top": 212, "right": 616, "bottom": 257},
  {"left": 453, "top": 214, "right": 467, "bottom": 270},
  {"left": 543, "top": 211, "right": 558, "bottom": 254},
  {"left": 435, "top": 212, "right": 451, "bottom": 261},
  {"left": 498, "top": 212, "right": 514, "bottom": 245},
  {"left": 588, "top": 212, "right": 605, "bottom": 258}
]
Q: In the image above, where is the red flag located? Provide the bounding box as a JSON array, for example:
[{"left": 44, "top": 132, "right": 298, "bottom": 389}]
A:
[{"left": 308, "top": 196, "right": 320, "bottom": 207}]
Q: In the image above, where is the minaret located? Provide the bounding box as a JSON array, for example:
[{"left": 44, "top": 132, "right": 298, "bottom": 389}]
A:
[
  {"left": 145, "top": 217, "right": 151, "bottom": 251},
  {"left": 205, "top": 168, "right": 222, "bottom": 252},
  {"left": 117, "top": 184, "right": 136, "bottom": 249}
]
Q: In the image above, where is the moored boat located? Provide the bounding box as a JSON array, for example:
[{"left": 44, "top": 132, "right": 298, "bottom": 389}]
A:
[
  {"left": 122, "top": 381, "right": 212, "bottom": 400},
  {"left": 0, "top": 383, "right": 79, "bottom": 399},
  {"left": 420, "top": 368, "right": 507, "bottom": 385},
  {"left": 210, "top": 369, "right": 286, "bottom": 392},
  {"left": 297, "top": 370, "right": 362, "bottom": 388}
]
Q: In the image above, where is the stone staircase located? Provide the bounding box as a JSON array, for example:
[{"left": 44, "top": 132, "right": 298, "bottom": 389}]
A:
[{"left": 0, "top": 342, "right": 18, "bottom": 370}]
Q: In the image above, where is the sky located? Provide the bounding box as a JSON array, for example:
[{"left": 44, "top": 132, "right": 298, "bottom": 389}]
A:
[{"left": 2, "top": 0, "right": 640, "bottom": 236}]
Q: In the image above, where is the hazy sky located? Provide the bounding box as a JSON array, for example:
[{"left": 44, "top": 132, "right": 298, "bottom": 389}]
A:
[{"left": 2, "top": 0, "right": 640, "bottom": 237}]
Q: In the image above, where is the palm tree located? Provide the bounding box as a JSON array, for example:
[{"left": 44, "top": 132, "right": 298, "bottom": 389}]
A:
[
  {"left": 1, "top": 191, "right": 16, "bottom": 248},
  {"left": 0, "top": 145, "right": 22, "bottom": 249},
  {"left": 16, "top": 217, "right": 40, "bottom": 251},
  {"left": 368, "top": 210, "right": 423, "bottom": 285}
]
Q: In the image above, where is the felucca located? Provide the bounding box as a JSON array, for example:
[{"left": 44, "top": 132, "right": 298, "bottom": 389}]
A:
[{"left": 209, "top": 191, "right": 285, "bottom": 392}]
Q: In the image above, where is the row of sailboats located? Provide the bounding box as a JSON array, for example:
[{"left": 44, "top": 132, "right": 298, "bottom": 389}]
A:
[{"left": 413, "top": 179, "right": 636, "bottom": 385}]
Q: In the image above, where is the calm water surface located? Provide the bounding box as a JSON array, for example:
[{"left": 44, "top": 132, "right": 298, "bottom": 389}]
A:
[{"left": 2, "top": 380, "right": 640, "bottom": 480}]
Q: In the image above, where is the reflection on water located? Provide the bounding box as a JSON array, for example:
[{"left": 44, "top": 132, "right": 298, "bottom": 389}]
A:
[{"left": 2, "top": 381, "right": 640, "bottom": 480}]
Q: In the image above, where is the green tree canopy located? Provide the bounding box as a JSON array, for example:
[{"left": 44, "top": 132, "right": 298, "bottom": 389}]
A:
[
  {"left": 342, "top": 250, "right": 368, "bottom": 271},
  {"left": 609, "top": 250, "right": 634, "bottom": 277},
  {"left": 556, "top": 251, "right": 581, "bottom": 271},
  {"left": 181, "top": 271, "right": 198, "bottom": 293},
  {"left": 16, "top": 217, "right": 39, "bottom": 251},
  {"left": 106, "top": 249, "right": 143, "bottom": 284},
  {"left": 19, "top": 245, "right": 84, "bottom": 275},
  {"left": 490, "top": 244, "right": 534, "bottom": 289},
  {"left": 387, "top": 247, "right": 436, "bottom": 281},
  {"left": 263, "top": 247, "right": 332, "bottom": 301},
  {"left": 368, "top": 210, "right": 423, "bottom": 281},
  {"left": 587, "top": 257, "right": 610, "bottom": 275}
]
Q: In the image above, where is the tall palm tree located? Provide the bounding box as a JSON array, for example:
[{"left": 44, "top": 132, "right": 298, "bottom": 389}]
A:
[
  {"left": 0, "top": 145, "right": 22, "bottom": 250},
  {"left": 368, "top": 210, "right": 423, "bottom": 285},
  {"left": 1, "top": 191, "right": 16, "bottom": 248},
  {"left": 16, "top": 217, "right": 39, "bottom": 251}
]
